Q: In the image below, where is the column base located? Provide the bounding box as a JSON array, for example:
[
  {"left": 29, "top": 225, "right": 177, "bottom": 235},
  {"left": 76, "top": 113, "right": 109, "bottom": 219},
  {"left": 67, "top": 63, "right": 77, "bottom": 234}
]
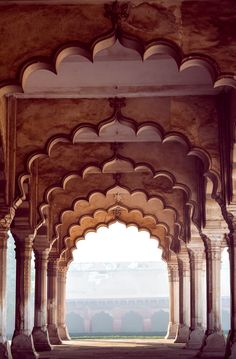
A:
[
  {"left": 165, "top": 322, "right": 178, "bottom": 339},
  {"left": 0, "top": 341, "right": 12, "bottom": 359},
  {"left": 226, "top": 330, "right": 236, "bottom": 358},
  {"left": 199, "top": 331, "right": 225, "bottom": 358},
  {"left": 174, "top": 324, "right": 190, "bottom": 343},
  {"left": 186, "top": 327, "right": 205, "bottom": 349},
  {"left": 32, "top": 327, "right": 52, "bottom": 352},
  {"left": 47, "top": 324, "right": 62, "bottom": 345},
  {"left": 11, "top": 334, "right": 38, "bottom": 359},
  {"left": 58, "top": 325, "right": 71, "bottom": 340}
]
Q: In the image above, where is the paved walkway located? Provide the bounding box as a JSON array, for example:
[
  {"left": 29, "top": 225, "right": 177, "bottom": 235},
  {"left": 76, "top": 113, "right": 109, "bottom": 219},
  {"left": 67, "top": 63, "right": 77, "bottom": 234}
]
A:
[{"left": 39, "top": 339, "right": 199, "bottom": 359}]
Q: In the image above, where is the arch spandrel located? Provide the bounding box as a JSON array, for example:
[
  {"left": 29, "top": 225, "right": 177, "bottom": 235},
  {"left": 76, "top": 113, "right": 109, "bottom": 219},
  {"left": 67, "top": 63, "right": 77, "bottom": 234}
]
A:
[{"left": 0, "top": 1, "right": 236, "bottom": 85}]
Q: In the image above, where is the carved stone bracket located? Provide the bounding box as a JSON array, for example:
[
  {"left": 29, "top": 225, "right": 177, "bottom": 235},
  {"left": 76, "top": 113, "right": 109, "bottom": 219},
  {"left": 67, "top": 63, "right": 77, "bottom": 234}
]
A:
[{"left": 0, "top": 206, "right": 15, "bottom": 231}]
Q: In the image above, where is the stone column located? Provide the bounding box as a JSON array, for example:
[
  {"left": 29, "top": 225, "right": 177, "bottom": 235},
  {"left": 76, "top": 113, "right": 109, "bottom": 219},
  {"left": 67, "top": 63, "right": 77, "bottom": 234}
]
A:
[
  {"left": 57, "top": 265, "right": 70, "bottom": 340},
  {"left": 186, "top": 245, "right": 206, "bottom": 349},
  {"left": 47, "top": 257, "right": 62, "bottom": 345},
  {"left": 165, "top": 262, "right": 179, "bottom": 339},
  {"left": 0, "top": 227, "right": 11, "bottom": 358},
  {"left": 11, "top": 231, "right": 38, "bottom": 359},
  {"left": 200, "top": 235, "right": 225, "bottom": 357},
  {"left": 32, "top": 247, "right": 52, "bottom": 351},
  {"left": 228, "top": 223, "right": 236, "bottom": 358},
  {"left": 224, "top": 210, "right": 236, "bottom": 358},
  {"left": 0, "top": 209, "right": 15, "bottom": 359},
  {"left": 175, "top": 254, "right": 190, "bottom": 343}
]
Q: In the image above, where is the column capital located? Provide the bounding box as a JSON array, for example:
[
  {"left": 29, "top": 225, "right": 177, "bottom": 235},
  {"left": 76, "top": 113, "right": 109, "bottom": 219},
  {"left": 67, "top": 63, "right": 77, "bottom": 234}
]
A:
[{"left": 167, "top": 262, "right": 179, "bottom": 282}]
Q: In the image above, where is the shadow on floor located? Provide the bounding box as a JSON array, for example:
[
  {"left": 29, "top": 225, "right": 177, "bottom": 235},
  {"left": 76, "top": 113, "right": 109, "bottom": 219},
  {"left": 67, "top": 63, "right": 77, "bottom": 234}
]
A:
[{"left": 38, "top": 339, "right": 198, "bottom": 359}]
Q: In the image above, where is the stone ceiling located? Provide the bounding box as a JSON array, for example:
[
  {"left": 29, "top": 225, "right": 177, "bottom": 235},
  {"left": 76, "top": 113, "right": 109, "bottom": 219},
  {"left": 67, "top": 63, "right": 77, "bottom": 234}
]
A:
[{"left": 0, "top": 0, "right": 234, "bottom": 261}]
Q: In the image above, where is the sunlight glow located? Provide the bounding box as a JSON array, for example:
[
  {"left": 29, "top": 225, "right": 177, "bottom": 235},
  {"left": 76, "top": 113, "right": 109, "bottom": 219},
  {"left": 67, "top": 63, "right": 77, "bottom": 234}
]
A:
[{"left": 72, "top": 222, "right": 163, "bottom": 263}]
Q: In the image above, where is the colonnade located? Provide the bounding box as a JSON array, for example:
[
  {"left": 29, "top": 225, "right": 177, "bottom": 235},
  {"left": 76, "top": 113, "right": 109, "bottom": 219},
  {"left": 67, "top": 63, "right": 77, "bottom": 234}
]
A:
[{"left": 0, "top": 223, "right": 233, "bottom": 358}]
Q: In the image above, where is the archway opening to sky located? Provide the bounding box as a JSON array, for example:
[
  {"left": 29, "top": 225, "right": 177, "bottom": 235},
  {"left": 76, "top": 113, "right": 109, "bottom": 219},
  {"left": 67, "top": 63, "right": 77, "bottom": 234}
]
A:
[{"left": 66, "top": 222, "right": 169, "bottom": 337}]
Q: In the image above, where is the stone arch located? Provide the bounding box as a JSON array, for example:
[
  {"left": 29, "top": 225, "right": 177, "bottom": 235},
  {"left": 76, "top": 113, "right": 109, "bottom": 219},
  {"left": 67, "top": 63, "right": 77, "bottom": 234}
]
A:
[
  {"left": 151, "top": 311, "right": 169, "bottom": 332},
  {"left": 66, "top": 312, "right": 85, "bottom": 334},
  {"left": 121, "top": 311, "right": 144, "bottom": 333},
  {"left": 91, "top": 312, "right": 113, "bottom": 333}
]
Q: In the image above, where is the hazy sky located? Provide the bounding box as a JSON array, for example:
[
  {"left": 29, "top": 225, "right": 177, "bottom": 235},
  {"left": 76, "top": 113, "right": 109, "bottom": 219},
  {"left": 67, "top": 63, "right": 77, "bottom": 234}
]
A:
[{"left": 72, "top": 222, "right": 163, "bottom": 263}]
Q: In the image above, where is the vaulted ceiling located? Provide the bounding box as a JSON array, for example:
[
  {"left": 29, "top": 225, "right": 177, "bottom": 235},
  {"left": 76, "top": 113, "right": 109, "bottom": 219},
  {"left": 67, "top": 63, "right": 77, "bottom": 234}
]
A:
[{"left": 0, "top": 0, "right": 235, "bottom": 261}]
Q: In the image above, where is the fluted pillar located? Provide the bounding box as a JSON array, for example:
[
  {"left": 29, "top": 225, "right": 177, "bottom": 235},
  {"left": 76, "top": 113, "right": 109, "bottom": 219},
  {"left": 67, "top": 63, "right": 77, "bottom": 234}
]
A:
[
  {"left": 200, "top": 234, "right": 225, "bottom": 357},
  {"left": 32, "top": 246, "right": 51, "bottom": 351},
  {"left": 175, "top": 254, "right": 190, "bottom": 343},
  {"left": 186, "top": 245, "right": 206, "bottom": 349},
  {"left": 47, "top": 257, "right": 62, "bottom": 345},
  {"left": 57, "top": 265, "right": 70, "bottom": 340},
  {"left": 165, "top": 262, "right": 179, "bottom": 339},
  {"left": 11, "top": 230, "right": 38, "bottom": 359}
]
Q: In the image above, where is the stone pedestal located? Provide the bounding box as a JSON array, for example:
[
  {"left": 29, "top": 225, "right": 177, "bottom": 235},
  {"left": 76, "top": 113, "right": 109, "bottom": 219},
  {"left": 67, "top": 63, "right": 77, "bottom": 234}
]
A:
[
  {"left": 47, "top": 258, "right": 62, "bottom": 345},
  {"left": 165, "top": 262, "right": 179, "bottom": 340},
  {"left": 186, "top": 245, "right": 205, "bottom": 349},
  {"left": 11, "top": 231, "right": 38, "bottom": 359},
  {"left": 57, "top": 265, "right": 70, "bottom": 340},
  {"left": 175, "top": 324, "right": 190, "bottom": 343},
  {"left": 200, "top": 235, "right": 225, "bottom": 358},
  {"left": 165, "top": 323, "right": 179, "bottom": 340},
  {"left": 32, "top": 246, "right": 52, "bottom": 352}
]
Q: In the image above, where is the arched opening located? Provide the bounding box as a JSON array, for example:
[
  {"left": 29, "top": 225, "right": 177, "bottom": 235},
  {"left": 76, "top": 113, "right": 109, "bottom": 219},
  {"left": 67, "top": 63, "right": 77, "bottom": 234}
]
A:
[
  {"left": 121, "top": 311, "right": 143, "bottom": 333},
  {"left": 91, "top": 312, "right": 113, "bottom": 333},
  {"left": 66, "top": 222, "right": 169, "bottom": 338}
]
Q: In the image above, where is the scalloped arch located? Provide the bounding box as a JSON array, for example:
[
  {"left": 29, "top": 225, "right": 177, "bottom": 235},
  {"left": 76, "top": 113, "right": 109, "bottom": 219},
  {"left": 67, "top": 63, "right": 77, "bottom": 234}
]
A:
[
  {"left": 61, "top": 208, "right": 172, "bottom": 265},
  {"left": 51, "top": 187, "right": 183, "bottom": 261},
  {"left": 16, "top": 118, "right": 217, "bottom": 209},
  {"left": 1, "top": 29, "right": 236, "bottom": 98}
]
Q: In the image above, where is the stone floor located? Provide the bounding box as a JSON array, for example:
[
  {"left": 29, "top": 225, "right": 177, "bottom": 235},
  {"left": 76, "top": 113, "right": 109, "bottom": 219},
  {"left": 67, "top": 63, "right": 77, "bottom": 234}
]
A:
[{"left": 38, "top": 339, "right": 200, "bottom": 359}]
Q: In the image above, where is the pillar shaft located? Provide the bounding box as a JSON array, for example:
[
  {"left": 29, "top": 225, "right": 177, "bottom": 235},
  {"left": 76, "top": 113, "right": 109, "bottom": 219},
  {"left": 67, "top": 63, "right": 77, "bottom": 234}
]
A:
[
  {"left": 0, "top": 228, "right": 12, "bottom": 359},
  {"left": 0, "top": 230, "right": 8, "bottom": 344},
  {"left": 175, "top": 257, "right": 190, "bottom": 343},
  {"left": 11, "top": 231, "right": 38, "bottom": 359},
  {"left": 47, "top": 259, "right": 62, "bottom": 345},
  {"left": 57, "top": 266, "right": 70, "bottom": 340},
  {"left": 200, "top": 236, "right": 225, "bottom": 357},
  {"left": 165, "top": 262, "right": 179, "bottom": 339},
  {"left": 206, "top": 240, "right": 222, "bottom": 333},
  {"left": 228, "top": 229, "right": 236, "bottom": 358},
  {"left": 32, "top": 249, "right": 51, "bottom": 351},
  {"left": 186, "top": 247, "right": 205, "bottom": 349}
]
